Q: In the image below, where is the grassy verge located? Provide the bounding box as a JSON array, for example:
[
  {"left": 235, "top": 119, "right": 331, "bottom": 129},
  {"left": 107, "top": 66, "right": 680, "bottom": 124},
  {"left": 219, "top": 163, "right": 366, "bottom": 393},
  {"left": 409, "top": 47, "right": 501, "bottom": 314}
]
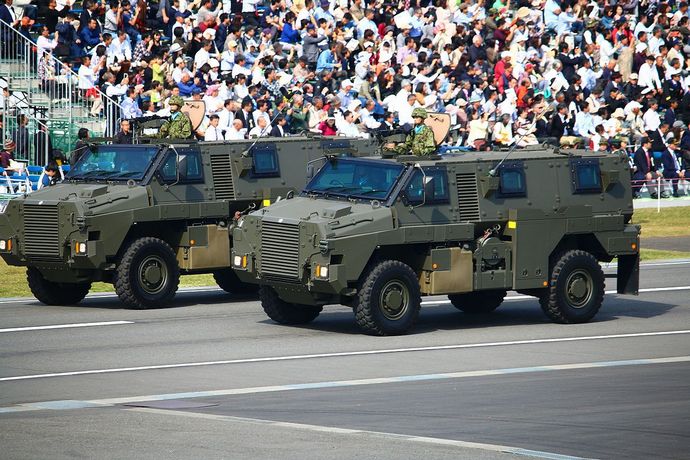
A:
[
  {"left": 0, "top": 258, "right": 215, "bottom": 298},
  {"left": 2, "top": 246, "right": 690, "bottom": 298},
  {"left": 634, "top": 207, "right": 690, "bottom": 238}
]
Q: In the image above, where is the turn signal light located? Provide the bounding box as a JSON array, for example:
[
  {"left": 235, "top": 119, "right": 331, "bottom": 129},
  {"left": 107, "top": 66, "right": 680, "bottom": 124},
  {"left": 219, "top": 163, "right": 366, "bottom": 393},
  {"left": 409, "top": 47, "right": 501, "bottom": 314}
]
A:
[
  {"left": 0, "top": 239, "right": 11, "bottom": 251},
  {"left": 74, "top": 242, "right": 87, "bottom": 255}
]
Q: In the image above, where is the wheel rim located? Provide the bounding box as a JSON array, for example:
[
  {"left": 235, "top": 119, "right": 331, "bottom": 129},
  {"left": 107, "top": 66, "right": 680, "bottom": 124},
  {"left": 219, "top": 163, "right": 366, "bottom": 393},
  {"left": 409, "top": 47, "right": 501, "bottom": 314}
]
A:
[
  {"left": 565, "top": 269, "right": 593, "bottom": 309},
  {"left": 138, "top": 254, "right": 169, "bottom": 295},
  {"left": 378, "top": 279, "right": 409, "bottom": 320}
]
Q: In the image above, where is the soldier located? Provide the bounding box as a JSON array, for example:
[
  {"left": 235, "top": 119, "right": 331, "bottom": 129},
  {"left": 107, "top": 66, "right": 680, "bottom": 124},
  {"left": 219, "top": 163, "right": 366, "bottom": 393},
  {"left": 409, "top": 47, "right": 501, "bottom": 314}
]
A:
[
  {"left": 385, "top": 108, "right": 436, "bottom": 156},
  {"left": 159, "top": 95, "right": 193, "bottom": 139}
]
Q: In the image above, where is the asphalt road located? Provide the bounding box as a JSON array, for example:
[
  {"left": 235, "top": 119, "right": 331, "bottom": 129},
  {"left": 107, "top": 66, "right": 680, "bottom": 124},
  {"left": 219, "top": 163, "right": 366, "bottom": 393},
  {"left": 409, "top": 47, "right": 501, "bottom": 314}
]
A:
[{"left": 1, "top": 261, "right": 689, "bottom": 460}]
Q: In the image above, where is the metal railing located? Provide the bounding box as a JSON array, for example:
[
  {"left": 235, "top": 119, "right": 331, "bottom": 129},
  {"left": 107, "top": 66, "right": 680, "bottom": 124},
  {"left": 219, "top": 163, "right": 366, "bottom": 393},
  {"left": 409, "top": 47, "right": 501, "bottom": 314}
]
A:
[{"left": 0, "top": 18, "right": 122, "bottom": 165}]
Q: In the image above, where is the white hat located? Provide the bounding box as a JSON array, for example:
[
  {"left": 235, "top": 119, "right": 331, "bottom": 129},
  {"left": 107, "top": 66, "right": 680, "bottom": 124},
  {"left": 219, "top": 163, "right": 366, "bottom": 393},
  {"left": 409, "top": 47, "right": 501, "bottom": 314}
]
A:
[
  {"left": 340, "top": 79, "right": 353, "bottom": 89},
  {"left": 457, "top": 98, "right": 468, "bottom": 107},
  {"left": 635, "top": 43, "right": 647, "bottom": 53},
  {"left": 203, "top": 28, "right": 216, "bottom": 39},
  {"left": 169, "top": 43, "right": 182, "bottom": 53},
  {"left": 611, "top": 108, "right": 625, "bottom": 118},
  {"left": 641, "top": 87, "right": 654, "bottom": 95},
  {"left": 363, "top": 41, "right": 374, "bottom": 49},
  {"left": 175, "top": 57, "right": 185, "bottom": 64},
  {"left": 348, "top": 100, "right": 362, "bottom": 111},
  {"left": 625, "top": 101, "right": 642, "bottom": 111},
  {"left": 629, "top": 73, "right": 638, "bottom": 79},
  {"left": 668, "top": 67, "right": 682, "bottom": 76},
  {"left": 208, "top": 58, "right": 220, "bottom": 68}
]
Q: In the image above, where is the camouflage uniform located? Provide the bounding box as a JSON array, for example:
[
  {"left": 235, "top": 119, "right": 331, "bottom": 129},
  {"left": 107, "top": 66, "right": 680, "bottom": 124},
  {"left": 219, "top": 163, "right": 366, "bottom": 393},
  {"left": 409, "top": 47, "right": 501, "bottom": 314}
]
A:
[
  {"left": 159, "top": 96, "right": 193, "bottom": 139},
  {"left": 389, "top": 108, "right": 437, "bottom": 156}
]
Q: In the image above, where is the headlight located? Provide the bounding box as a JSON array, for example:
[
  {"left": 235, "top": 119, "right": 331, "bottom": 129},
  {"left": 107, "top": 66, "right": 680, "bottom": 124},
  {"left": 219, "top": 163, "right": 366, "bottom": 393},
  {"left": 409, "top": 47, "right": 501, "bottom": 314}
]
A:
[
  {"left": 233, "top": 254, "right": 248, "bottom": 268},
  {"left": 314, "top": 264, "right": 329, "bottom": 279},
  {"left": 74, "top": 241, "right": 87, "bottom": 255},
  {"left": 0, "top": 239, "right": 11, "bottom": 251}
]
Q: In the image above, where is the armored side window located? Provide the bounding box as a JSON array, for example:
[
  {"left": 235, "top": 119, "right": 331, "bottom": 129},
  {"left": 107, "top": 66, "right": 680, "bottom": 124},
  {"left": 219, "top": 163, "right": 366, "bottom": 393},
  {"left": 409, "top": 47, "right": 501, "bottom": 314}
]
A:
[
  {"left": 158, "top": 148, "right": 203, "bottom": 183},
  {"left": 405, "top": 167, "right": 450, "bottom": 205},
  {"left": 251, "top": 144, "right": 280, "bottom": 178},
  {"left": 498, "top": 164, "right": 526, "bottom": 198},
  {"left": 571, "top": 159, "right": 602, "bottom": 194}
]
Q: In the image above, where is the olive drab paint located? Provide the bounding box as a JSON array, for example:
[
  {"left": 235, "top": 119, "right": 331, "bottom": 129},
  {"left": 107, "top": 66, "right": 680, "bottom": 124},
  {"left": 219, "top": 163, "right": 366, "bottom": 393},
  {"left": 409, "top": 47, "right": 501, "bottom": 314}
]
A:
[
  {"left": 232, "top": 146, "right": 641, "bottom": 336},
  {"left": 0, "top": 136, "right": 378, "bottom": 308}
]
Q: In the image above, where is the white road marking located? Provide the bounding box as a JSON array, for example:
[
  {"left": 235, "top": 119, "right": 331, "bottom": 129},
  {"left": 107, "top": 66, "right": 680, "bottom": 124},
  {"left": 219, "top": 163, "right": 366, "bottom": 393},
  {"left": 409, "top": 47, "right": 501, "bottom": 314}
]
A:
[
  {"left": 1, "top": 330, "right": 689, "bottom": 382},
  {"left": 422, "top": 285, "right": 690, "bottom": 305},
  {"left": 128, "top": 407, "right": 591, "bottom": 460},
  {"left": 0, "top": 259, "right": 687, "bottom": 306},
  {"left": 0, "top": 321, "right": 133, "bottom": 333}
]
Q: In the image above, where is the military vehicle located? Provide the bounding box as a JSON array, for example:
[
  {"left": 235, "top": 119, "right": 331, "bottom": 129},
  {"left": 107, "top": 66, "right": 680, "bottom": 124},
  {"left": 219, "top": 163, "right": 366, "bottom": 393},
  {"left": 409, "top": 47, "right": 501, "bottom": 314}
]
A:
[
  {"left": 0, "top": 136, "right": 378, "bottom": 308},
  {"left": 232, "top": 146, "right": 640, "bottom": 335}
]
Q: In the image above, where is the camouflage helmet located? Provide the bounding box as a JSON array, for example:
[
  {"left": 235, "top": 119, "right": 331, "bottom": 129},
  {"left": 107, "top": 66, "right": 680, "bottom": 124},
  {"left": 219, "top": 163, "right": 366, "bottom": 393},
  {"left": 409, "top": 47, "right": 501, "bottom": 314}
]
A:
[
  {"left": 411, "top": 108, "right": 428, "bottom": 119},
  {"left": 169, "top": 95, "right": 185, "bottom": 107}
]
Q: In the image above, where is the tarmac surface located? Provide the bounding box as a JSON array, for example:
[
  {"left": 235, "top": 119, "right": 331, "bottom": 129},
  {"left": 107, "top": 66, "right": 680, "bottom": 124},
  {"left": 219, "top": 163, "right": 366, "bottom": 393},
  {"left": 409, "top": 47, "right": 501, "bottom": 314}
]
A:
[{"left": 1, "top": 261, "right": 689, "bottom": 459}]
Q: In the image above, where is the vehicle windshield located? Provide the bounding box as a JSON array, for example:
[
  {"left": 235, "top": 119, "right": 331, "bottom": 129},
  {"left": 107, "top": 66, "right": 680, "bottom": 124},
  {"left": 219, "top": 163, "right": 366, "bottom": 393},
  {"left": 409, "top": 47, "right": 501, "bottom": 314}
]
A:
[
  {"left": 68, "top": 145, "right": 160, "bottom": 181},
  {"left": 304, "top": 158, "right": 405, "bottom": 201}
]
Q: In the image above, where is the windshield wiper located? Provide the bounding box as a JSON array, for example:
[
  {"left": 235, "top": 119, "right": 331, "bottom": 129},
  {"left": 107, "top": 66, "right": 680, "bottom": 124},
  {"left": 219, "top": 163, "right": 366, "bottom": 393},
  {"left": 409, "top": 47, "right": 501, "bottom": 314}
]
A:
[
  {"left": 357, "top": 189, "right": 388, "bottom": 196},
  {"left": 71, "top": 170, "right": 118, "bottom": 179},
  {"left": 106, "top": 171, "right": 144, "bottom": 179}
]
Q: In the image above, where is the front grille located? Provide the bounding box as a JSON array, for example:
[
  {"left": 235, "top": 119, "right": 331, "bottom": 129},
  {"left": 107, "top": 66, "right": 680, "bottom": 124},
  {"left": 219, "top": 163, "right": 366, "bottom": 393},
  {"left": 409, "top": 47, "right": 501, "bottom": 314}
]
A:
[
  {"left": 23, "top": 204, "right": 60, "bottom": 259},
  {"left": 456, "top": 173, "right": 480, "bottom": 221},
  {"left": 210, "top": 154, "right": 236, "bottom": 200},
  {"left": 261, "top": 221, "right": 300, "bottom": 280}
]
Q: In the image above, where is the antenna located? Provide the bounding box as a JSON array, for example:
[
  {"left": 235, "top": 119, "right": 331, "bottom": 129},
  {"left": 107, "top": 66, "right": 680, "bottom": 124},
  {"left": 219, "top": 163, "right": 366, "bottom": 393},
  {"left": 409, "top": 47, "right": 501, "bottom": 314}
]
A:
[
  {"left": 242, "top": 95, "right": 294, "bottom": 157},
  {"left": 489, "top": 105, "right": 551, "bottom": 176}
]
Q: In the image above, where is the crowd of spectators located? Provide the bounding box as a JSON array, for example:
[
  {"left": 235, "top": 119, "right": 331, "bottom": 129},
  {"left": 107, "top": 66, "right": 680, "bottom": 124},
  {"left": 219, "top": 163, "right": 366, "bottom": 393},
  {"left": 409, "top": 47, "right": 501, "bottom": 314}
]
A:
[{"left": 1, "top": 0, "right": 690, "bottom": 195}]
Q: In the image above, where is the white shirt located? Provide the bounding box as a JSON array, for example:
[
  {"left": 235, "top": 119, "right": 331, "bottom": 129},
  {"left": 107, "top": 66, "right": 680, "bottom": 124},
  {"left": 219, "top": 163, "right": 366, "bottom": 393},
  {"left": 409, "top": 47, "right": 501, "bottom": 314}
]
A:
[
  {"left": 110, "top": 39, "right": 132, "bottom": 62},
  {"left": 218, "top": 109, "right": 235, "bottom": 130},
  {"left": 638, "top": 63, "right": 662, "bottom": 91},
  {"left": 242, "top": 0, "right": 260, "bottom": 13},
  {"left": 77, "top": 65, "right": 96, "bottom": 90},
  {"left": 248, "top": 125, "right": 269, "bottom": 137},
  {"left": 194, "top": 48, "right": 211, "bottom": 69},
  {"left": 643, "top": 108, "right": 661, "bottom": 132},
  {"left": 226, "top": 126, "right": 246, "bottom": 139},
  {"left": 204, "top": 125, "right": 226, "bottom": 141},
  {"left": 37, "top": 36, "right": 58, "bottom": 55}
]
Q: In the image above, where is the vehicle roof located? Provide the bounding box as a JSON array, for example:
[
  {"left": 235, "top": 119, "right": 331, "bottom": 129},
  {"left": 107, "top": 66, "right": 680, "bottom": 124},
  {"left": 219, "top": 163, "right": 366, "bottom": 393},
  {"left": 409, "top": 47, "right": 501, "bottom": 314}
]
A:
[{"left": 359, "top": 146, "right": 614, "bottom": 166}]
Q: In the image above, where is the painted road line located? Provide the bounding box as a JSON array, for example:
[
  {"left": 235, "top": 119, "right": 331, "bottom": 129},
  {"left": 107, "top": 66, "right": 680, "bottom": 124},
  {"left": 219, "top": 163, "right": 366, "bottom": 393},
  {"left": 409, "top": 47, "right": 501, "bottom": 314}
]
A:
[
  {"left": 2, "top": 356, "right": 689, "bottom": 418},
  {"left": 422, "top": 285, "right": 690, "bottom": 305},
  {"left": 0, "top": 321, "right": 134, "bottom": 333},
  {"left": 1, "top": 330, "right": 689, "bottom": 383},
  {"left": 128, "top": 407, "right": 591, "bottom": 460}
]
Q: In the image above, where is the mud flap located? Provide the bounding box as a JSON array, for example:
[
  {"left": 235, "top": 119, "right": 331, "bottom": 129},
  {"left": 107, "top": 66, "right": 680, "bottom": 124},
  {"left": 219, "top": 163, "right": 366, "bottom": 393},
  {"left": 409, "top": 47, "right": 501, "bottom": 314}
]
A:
[{"left": 617, "top": 253, "right": 639, "bottom": 295}]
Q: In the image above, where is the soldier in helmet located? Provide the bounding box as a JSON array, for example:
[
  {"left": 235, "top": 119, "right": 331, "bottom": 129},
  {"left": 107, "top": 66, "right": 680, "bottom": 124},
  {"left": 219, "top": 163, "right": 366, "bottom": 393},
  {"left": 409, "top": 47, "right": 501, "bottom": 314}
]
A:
[
  {"left": 385, "top": 108, "right": 437, "bottom": 156},
  {"left": 159, "top": 95, "right": 193, "bottom": 139}
]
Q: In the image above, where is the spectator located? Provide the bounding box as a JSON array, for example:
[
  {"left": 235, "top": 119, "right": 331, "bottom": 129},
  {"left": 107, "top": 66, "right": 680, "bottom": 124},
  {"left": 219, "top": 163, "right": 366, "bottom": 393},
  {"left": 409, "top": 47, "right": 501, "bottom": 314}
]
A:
[
  {"left": 115, "top": 120, "right": 133, "bottom": 144},
  {"left": 71, "top": 128, "right": 90, "bottom": 166},
  {"left": 204, "top": 114, "right": 225, "bottom": 140},
  {"left": 12, "top": 115, "right": 30, "bottom": 159}
]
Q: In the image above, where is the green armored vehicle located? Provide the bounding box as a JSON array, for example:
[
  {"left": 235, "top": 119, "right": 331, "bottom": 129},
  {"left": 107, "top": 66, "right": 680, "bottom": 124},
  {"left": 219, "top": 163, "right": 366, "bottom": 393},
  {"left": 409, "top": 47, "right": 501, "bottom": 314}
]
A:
[
  {"left": 0, "top": 136, "right": 377, "bottom": 308},
  {"left": 232, "top": 147, "right": 640, "bottom": 335}
]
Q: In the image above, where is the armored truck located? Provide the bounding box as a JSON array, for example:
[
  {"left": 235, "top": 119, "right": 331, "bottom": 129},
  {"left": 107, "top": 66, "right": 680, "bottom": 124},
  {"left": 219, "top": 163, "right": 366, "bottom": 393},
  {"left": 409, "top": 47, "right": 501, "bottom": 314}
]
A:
[
  {"left": 232, "top": 146, "right": 640, "bottom": 335},
  {"left": 0, "top": 136, "right": 377, "bottom": 308}
]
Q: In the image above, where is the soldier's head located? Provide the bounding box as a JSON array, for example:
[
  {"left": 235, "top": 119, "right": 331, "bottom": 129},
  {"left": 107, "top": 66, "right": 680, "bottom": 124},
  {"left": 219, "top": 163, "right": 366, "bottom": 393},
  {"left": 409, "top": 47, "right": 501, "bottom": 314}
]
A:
[
  {"left": 169, "top": 95, "right": 185, "bottom": 113},
  {"left": 411, "top": 108, "right": 428, "bottom": 126}
]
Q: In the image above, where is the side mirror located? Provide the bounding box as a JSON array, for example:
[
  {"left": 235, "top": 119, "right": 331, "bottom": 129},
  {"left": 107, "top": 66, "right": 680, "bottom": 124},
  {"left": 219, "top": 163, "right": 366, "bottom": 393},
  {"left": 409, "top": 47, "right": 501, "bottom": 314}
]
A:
[{"left": 423, "top": 176, "right": 435, "bottom": 203}]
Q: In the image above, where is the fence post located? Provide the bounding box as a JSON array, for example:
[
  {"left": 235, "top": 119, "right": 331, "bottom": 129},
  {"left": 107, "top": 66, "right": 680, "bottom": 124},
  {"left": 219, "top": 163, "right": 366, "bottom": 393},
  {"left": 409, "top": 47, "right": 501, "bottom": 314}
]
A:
[{"left": 657, "top": 175, "right": 661, "bottom": 213}]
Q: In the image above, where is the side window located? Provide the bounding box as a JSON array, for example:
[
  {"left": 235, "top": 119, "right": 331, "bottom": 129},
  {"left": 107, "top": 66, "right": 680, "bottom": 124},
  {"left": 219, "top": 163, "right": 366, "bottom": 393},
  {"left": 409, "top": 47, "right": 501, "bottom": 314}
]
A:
[
  {"left": 252, "top": 144, "right": 280, "bottom": 177},
  {"left": 158, "top": 149, "right": 203, "bottom": 183},
  {"left": 180, "top": 149, "right": 203, "bottom": 182},
  {"left": 405, "top": 167, "right": 450, "bottom": 205},
  {"left": 571, "top": 159, "right": 602, "bottom": 194},
  {"left": 160, "top": 153, "right": 177, "bottom": 181},
  {"left": 498, "top": 164, "right": 526, "bottom": 197}
]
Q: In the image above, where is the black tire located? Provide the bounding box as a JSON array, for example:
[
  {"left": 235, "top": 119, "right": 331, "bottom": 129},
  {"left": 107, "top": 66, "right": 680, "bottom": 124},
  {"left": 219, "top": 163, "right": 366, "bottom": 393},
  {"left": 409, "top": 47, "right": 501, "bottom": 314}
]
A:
[
  {"left": 448, "top": 290, "right": 507, "bottom": 314},
  {"left": 260, "top": 286, "right": 322, "bottom": 324},
  {"left": 213, "top": 268, "right": 259, "bottom": 295},
  {"left": 539, "top": 250, "right": 605, "bottom": 324},
  {"left": 354, "top": 260, "right": 421, "bottom": 336},
  {"left": 27, "top": 267, "right": 91, "bottom": 306},
  {"left": 114, "top": 237, "right": 180, "bottom": 309}
]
